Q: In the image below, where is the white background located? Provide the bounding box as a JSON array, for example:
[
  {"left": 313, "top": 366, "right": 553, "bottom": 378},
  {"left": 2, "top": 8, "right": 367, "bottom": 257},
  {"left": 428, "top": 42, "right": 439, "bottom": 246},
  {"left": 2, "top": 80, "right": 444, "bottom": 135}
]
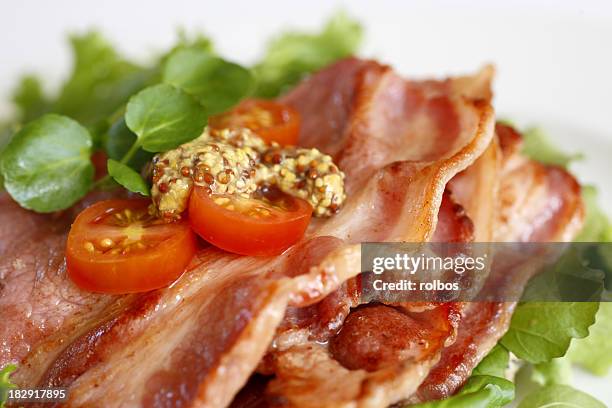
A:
[{"left": 1, "top": 0, "right": 611, "bottom": 405}]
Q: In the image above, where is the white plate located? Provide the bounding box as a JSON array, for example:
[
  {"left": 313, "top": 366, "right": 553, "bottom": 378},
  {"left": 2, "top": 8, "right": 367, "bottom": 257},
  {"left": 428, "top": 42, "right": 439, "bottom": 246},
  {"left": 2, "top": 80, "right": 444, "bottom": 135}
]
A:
[{"left": 0, "top": 0, "right": 610, "bottom": 405}]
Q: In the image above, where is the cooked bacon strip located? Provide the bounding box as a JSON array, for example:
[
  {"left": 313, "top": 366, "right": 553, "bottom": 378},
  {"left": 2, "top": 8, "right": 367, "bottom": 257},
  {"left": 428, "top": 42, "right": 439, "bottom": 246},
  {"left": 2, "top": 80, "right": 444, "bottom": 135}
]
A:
[
  {"left": 280, "top": 58, "right": 380, "bottom": 159},
  {"left": 265, "top": 304, "right": 461, "bottom": 408},
  {"left": 286, "top": 59, "right": 495, "bottom": 243},
  {"left": 446, "top": 138, "right": 500, "bottom": 242},
  {"left": 411, "top": 302, "right": 515, "bottom": 403},
  {"left": 411, "top": 124, "right": 585, "bottom": 403},
  {"left": 329, "top": 304, "right": 459, "bottom": 372},
  {"left": 431, "top": 190, "right": 474, "bottom": 243},
  {"left": 494, "top": 125, "right": 584, "bottom": 242}
]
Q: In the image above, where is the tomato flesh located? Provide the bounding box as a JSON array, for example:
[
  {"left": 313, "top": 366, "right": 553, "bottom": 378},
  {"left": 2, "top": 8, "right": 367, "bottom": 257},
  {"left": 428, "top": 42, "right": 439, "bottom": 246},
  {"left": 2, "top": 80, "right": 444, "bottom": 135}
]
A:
[
  {"left": 188, "top": 186, "right": 312, "bottom": 256},
  {"left": 66, "top": 199, "right": 197, "bottom": 294},
  {"left": 209, "top": 99, "right": 301, "bottom": 145}
]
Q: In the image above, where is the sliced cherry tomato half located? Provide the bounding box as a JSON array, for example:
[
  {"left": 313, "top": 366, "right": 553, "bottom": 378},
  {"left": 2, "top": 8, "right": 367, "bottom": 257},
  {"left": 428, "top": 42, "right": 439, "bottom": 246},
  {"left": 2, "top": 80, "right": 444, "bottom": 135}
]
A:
[
  {"left": 188, "top": 186, "right": 312, "bottom": 256},
  {"left": 209, "top": 99, "right": 301, "bottom": 145},
  {"left": 66, "top": 199, "right": 197, "bottom": 294}
]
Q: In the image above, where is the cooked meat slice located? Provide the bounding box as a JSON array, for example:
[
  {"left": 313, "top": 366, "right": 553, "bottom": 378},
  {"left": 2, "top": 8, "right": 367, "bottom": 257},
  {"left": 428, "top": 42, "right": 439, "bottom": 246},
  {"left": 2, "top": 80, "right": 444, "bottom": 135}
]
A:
[
  {"left": 412, "top": 124, "right": 585, "bottom": 402},
  {"left": 411, "top": 302, "right": 515, "bottom": 402},
  {"left": 265, "top": 303, "right": 462, "bottom": 408},
  {"left": 431, "top": 190, "right": 474, "bottom": 243},
  {"left": 290, "top": 60, "right": 495, "bottom": 243},
  {"left": 446, "top": 138, "right": 500, "bottom": 242},
  {"left": 329, "top": 304, "right": 459, "bottom": 372}
]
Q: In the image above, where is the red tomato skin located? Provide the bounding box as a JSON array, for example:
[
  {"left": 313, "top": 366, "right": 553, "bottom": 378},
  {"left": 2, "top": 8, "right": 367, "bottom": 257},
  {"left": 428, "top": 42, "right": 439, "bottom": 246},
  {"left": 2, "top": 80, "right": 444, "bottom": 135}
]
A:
[
  {"left": 188, "top": 188, "right": 311, "bottom": 257},
  {"left": 209, "top": 99, "right": 301, "bottom": 146},
  {"left": 66, "top": 200, "right": 197, "bottom": 294}
]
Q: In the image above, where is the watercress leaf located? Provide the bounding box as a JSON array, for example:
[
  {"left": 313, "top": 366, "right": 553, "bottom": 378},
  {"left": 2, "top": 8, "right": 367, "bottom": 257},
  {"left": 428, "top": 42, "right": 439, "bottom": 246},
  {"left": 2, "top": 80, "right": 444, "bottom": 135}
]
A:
[
  {"left": 160, "top": 30, "right": 215, "bottom": 63},
  {"left": 12, "top": 75, "right": 50, "bottom": 122},
  {"left": 471, "top": 345, "right": 509, "bottom": 378},
  {"left": 0, "top": 114, "right": 93, "bottom": 212},
  {"left": 163, "top": 49, "right": 254, "bottom": 114},
  {"left": 517, "top": 384, "right": 605, "bottom": 408},
  {"left": 253, "top": 11, "right": 363, "bottom": 97},
  {"left": 125, "top": 84, "right": 207, "bottom": 152},
  {"left": 103, "top": 117, "right": 154, "bottom": 170},
  {"left": 0, "top": 364, "right": 17, "bottom": 408},
  {"left": 54, "top": 31, "right": 154, "bottom": 126},
  {"left": 568, "top": 302, "right": 612, "bottom": 375},
  {"left": 500, "top": 301, "right": 599, "bottom": 364},
  {"left": 107, "top": 159, "right": 149, "bottom": 196},
  {"left": 409, "top": 375, "right": 514, "bottom": 408},
  {"left": 0, "top": 124, "right": 16, "bottom": 191}
]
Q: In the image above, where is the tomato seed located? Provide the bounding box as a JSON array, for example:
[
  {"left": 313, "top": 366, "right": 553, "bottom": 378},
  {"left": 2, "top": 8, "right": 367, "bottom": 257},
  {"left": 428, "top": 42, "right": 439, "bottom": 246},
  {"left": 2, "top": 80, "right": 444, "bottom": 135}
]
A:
[{"left": 100, "top": 238, "right": 114, "bottom": 248}]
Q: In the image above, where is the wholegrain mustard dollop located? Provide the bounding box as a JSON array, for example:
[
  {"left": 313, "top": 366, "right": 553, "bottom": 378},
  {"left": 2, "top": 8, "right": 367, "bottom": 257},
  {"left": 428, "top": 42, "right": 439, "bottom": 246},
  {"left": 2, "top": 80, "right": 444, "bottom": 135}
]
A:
[{"left": 151, "top": 127, "right": 346, "bottom": 219}]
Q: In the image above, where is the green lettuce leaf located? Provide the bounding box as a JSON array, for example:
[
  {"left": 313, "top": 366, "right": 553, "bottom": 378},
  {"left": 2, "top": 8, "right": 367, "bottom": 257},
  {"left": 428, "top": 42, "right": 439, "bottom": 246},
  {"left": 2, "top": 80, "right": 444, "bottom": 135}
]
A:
[
  {"left": 517, "top": 384, "right": 605, "bottom": 408},
  {"left": 523, "top": 128, "right": 612, "bottom": 381},
  {"left": 253, "top": 11, "right": 363, "bottom": 98},
  {"left": 576, "top": 186, "right": 612, "bottom": 242},
  {"left": 501, "top": 301, "right": 599, "bottom": 364},
  {"left": 575, "top": 186, "right": 612, "bottom": 293},
  {"left": 409, "top": 345, "right": 514, "bottom": 408},
  {"left": 567, "top": 302, "right": 612, "bottom": 376},
  {"left": 53, "top": 31, "right": 154, "bottom": 127},
  {"left": 160, "top": 30, "right": 214, "bottom": 63},
  {"left": 501, "top": 127, "right": 608, "bottom": 364},
  {"left": 513, "top": 356, "right": 608, "bottom": 407},
  {"left": 471, "top": 345, "right": 510, "bottom": 378},
  {"left": 0, "top": 365, "right": 17, "bottom": 408},
  {"left": 12, "top": 75, "right": 50, "bottom": 123},
  {"left": 521, "top": 127, "right": 583, "bottom": 167},
  {"left": 518, "top": 246, "right": 604, "bottom": 302},
  {"left": 530, "top": 357, "right": 572, "bottom": 387},
  {"left": 409, "top": 376, "right": 514, "bottom": 408}
]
